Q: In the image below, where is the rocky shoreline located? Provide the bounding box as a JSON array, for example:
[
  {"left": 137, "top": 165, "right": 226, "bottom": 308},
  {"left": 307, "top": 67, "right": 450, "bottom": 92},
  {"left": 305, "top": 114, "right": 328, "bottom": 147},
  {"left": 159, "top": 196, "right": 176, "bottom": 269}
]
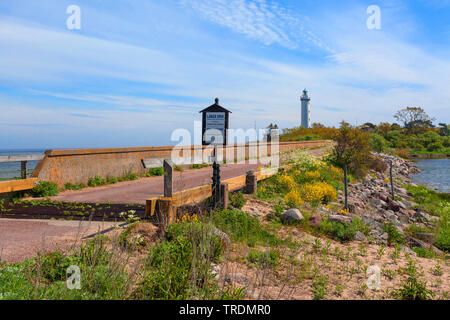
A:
[{"left": 330, "top": 153, "right": 443, "bottom": 255}]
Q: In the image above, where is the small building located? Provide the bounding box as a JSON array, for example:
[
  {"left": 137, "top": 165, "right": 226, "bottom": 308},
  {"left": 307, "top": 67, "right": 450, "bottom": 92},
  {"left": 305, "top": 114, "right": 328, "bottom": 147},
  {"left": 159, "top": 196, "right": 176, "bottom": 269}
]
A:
[
  {"left": 199, "top": 98, "right": 231, "bottom": 146},
  {"left": 301, "top": 89, "right": 311, "bottom": 128}
]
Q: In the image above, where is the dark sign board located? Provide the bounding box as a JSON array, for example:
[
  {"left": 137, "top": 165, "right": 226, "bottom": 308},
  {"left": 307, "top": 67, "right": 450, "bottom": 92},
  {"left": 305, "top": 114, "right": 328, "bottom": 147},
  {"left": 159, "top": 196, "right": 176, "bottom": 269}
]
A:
[{"left": 199, "top": 98, "right": 231, "bottom": 146}]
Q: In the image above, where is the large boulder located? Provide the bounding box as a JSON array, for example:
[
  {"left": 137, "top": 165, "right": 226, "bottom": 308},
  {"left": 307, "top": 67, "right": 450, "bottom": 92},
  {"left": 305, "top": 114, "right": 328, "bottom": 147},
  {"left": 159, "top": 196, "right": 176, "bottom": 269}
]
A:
[
  {"left": 328, "top": 214, "right": 352, "bottom": 225},
  {"left": 281, "top": 209, "right": 304, "bottom": 224},
  {"left": 354, "top": 231, "right": 366, "bottom": 242},
  {"left": 211, "top": 227, "right": 231, "bottom": 252},
  {"left": 309, "top": 214, "right": 323, "bottom": 227}
]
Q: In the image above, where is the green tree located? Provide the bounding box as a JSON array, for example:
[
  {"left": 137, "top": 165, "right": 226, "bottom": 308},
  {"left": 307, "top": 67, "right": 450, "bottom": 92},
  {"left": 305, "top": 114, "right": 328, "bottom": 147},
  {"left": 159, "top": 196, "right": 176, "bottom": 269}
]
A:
[
  {"left": 331, "top": 121, "right": 372, "bottom": 176},
  {"left": 369, "top": 133, "right": 388, "bottom": 152},
  {"left": 394, "top": 107, "right": 435, "bottom": 131}
]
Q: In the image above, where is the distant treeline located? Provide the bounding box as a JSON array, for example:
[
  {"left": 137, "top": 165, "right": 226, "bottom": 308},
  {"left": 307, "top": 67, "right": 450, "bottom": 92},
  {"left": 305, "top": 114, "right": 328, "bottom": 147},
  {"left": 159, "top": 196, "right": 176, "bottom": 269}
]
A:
[{"left": 280, "top": 107, "right": 449, "bottom": 157}]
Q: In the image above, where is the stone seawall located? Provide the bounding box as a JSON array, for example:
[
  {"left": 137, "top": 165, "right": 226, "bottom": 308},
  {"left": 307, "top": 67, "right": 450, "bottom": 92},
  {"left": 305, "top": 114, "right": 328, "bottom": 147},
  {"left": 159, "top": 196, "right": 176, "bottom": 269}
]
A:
[{"left": 32, "top": 141, "right": 331, "bottom": 187}]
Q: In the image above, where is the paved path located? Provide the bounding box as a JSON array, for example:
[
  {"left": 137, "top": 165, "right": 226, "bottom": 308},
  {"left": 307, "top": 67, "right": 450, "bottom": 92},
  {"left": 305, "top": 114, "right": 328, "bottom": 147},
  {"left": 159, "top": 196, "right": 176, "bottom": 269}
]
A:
[
  {"left": 0, "top": 219, "right": 121, "bottom": 262},
  {"left": 48, "top": 146, "right": 331, "bottom": 205},
  {"left": 49, "top": 162, "right": 260, "bottom": 204}
]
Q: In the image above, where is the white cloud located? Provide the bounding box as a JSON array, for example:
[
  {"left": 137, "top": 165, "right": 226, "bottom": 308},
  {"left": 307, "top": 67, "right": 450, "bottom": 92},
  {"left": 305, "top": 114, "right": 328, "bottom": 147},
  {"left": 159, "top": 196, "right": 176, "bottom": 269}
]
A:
[{"left": 179, "top": 0, "right": 333, "bottom": 52}]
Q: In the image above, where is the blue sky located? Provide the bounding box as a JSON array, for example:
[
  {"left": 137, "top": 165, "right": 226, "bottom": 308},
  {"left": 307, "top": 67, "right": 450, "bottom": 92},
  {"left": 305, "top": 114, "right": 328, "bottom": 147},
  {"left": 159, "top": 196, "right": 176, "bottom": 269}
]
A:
[{"left": 1, "top": 0, "right": 449, "bottom": 149}]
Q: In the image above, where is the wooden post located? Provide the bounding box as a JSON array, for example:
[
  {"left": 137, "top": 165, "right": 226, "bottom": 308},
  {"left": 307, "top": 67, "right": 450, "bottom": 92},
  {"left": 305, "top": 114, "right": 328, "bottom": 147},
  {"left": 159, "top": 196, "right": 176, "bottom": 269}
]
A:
[
  {"left": 211, "top": 145, "right": 222, "bottom": 209},
  {"left": 220, "top": 183, "right": 229, "bottom": 209},
  {"left": 21, "top": 161, "right": 27, "bottom": 179},
  {"left": 163, "top": 159, "right": 173, "bottom": 197},
  {"left": 390, "top": 160, "right": 395, "bottom": 200},
  {"left": 344, "top": 164, "right": 348, "bottom": 210},
  {"left": 155, "top": 198, "right": 176, "bottom": 228},
  {"left": 245, "top": 170, "right": 257, "bottom": 194}
]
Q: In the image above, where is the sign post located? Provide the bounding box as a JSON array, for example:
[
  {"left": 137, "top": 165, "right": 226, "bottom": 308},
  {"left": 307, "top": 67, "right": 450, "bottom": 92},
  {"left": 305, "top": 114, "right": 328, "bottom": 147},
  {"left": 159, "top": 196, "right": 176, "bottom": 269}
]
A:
[{"left": 199, "top": 98, "right": 231, "bottom": 146}]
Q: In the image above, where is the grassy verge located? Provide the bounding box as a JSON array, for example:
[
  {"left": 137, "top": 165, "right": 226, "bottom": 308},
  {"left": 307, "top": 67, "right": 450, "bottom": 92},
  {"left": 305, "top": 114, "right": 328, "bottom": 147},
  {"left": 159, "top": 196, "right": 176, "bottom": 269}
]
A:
[{"left": 405, "top": 184, "right": 449, "bottom": 252}]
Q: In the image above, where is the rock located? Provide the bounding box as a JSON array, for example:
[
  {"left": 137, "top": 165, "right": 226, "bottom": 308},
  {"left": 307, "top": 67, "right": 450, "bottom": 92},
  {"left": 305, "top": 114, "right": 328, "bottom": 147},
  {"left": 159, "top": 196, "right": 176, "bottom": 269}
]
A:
[
  {"left": 401, "top": 200, "right": 417, "bottom": 208},
  {"left": 372, "top": 199, "right": 387, "bottom": 208},
  {"left": 329, "top": 214, "right": 352, "bottom": 224},
  {"left": 309, "top": 214, "right": 323, "bottom": 227},
  {"left": 379, "top": 193, "right": 388, "bottom": 202},
  {"left": 211, "top": 263, "right": 221, "bottom": 280},
  {"left": 362, "top": 216, "right": 381, "bottom": 229},
  {"left": 401, "top": 246, "right": 417, "bottom": 256},
  {"left": 368, "top": 229, "right": 380, "bottom": 238},
  {"left": 224, "top": 273, "right": 249, "bottom": 285},
  {"left": 212, "top": 227, "right": 231, "bottom": 252},
  {"left": 380, "top": 232, "right": 389, "bottom": 241},
  {"left": 387, "top": 201, "right": 399, "bottom": 212},
  {"left": 265, "top": 213, "right": 275, "bottom": 221},
  {"left": 396, "top": 201, "right": 407, "bottom": 210},
  {"left": 414, "top": 211, "right": 432, "bottom": 222},
  {"left": 354, "top": 231, "right": 366, "bottom": 242},
  {"left": 394, "top": 187, "right": 408, "bottom": 196},
  {"left": 415, "top": 232, "right": 435, "bottom": 243},
  {"left": 281, "top": 208, "right": 304, "bottom": 224},
  {"left": 408, "top": 237, "right": 430, "bottom": 249}
]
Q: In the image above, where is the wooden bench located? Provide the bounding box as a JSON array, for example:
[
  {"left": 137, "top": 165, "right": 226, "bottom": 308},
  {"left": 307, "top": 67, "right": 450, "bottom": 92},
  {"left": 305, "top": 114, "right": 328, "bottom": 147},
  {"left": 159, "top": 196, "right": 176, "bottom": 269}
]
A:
[
  {"left": 142, "top": 158, "right": 165, "bottom": 169},
  {"left": 0, "top": 154, "right": 44, "bottom": 180}
]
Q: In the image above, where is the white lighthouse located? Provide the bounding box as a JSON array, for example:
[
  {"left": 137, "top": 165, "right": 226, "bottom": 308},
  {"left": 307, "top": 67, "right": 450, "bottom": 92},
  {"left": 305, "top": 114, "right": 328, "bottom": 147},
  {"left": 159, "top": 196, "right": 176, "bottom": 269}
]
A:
[{"left": 301, "top": 88, "right": 311, "bottom": 128}]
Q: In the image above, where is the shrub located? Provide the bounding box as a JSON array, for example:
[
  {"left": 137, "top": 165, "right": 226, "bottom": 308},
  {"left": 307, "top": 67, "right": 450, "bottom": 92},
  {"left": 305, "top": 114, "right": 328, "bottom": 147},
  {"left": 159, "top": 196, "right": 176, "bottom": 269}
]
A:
[
  {"left": 32, "top": 181, "right": 58, "bottom": 197},
  {"left": 304, "top": 170, "right": 321, "bottom": 180},
  {"left": 124, "top": 173, "right": 138, "bottom": 180},
  {"left": 212, "top": 209, "right": 280, "bottom": 246},
  {"left": 88, "top": 176, "right": 106, "bottom": 187},
  {"left": 435, "top": 208, "right": 450, "bottom": 252},
  {"left": 133, "top": 222, "right": 223, "bottom": 299},
  {"left": 427, "top": 141, "right": 443, "bottom": 152},
  {"left": 395, "top": 149, "right": 410, "bottom": 159},
  {"left": 312, "top": 274, "right": 328, "bottom": 300},
  {"left": 391, "top": 260, "right": 434, "bottom": 300},
  {"left": 284, "top": 190, "right": 303, "bottom": 208},
  {"left": 228, "top": 191, "right": 247, "bottom": 209},
  {"left": 301, "top": 182, "right": 336, "bottom": 206},
  {"left": 106, "top": 177, "right": 119, "bottom": 184},
  {"left": 382, "top": 222, "right": 406, "bottom": 245},
  {"left": 35, "top": 250, "right": 79, "bottom": 282},
  {"left": 318, "top": 218, "right": 368, "bottom": 242},
  {"left": 369, "top": 133, "right": 388, "bottom": 152},
  {"left": 331, "top": 121, "right": 372, "bottom": 177},
  {"left": 412, "top": 247, "right": 437, "bottom": 259},
  {"left": 369, "top": 157, "right": 388, "bottom": 173},
  {"left": 148, "top": 167, "right": 164, "bottom": 176},
  {"left": 64, "top": 182, "right": 86, "bottom": 190},
  {"left": 277, "top": 174, "right": 297, "bottom": 191},
  {"left": 191, "top": 163, "right": 208, "bottom": 169}
]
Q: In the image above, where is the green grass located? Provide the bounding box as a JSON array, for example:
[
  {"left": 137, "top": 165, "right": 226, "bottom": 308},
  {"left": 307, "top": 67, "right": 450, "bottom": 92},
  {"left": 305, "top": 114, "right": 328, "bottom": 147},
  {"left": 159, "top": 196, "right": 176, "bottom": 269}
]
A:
[
  {"left": 410, "top": 148, "right": 450, "bottom": 156},
  {"left": 405, "top": 184, "right": 449, "bottom": 252},
  {"left": 318, "top": 217, "right": 370, "bottom": 242},
  {"left": 0, "top": 236, "right": 131, "bottom": 300},
  {"left": 382, "top": 222, "right": 406, "bottom": 245},
  {"left": 190, "top": 163, "right": 209, "bottom": 169},
  {"left": 64, "top": 182, "right": 87, "bottom": 190},
  {"left": 32, "top": 181, "right": 59, "bottom": 197},
  {"left": 211, "top": 209, "right": 282, "bottom": 247},
  {"left": 146, "top": 167, "right": 164, "bottom": 176},
  {"left": 391, "top": 259, "right": 434, "bottom": 300},
  {"left": 132, "top": 221, "right": 242, "bottom": 300},
  {"left": 247, "top": 249, "right": 279, "bottom": 267},
  {"left": 88, "top": 175, "right": 106, "bottom": 187},
  {"left": 228, "top": 191, "right": 247, "bottom": 209}
]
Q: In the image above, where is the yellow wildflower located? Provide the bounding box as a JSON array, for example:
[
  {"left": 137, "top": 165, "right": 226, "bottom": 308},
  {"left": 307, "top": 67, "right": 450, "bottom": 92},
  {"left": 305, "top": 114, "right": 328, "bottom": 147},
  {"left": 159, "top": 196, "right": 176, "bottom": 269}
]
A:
[{"left": 285, "top": 190, "right": 303, "bottom": 207}]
